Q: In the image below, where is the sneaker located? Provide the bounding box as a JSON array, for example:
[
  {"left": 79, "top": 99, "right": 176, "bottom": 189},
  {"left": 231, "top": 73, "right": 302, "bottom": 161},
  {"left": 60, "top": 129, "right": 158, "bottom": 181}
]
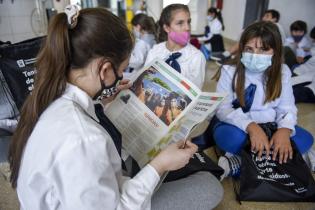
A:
[
  {"left": 304, "top": 148, "right": 315, "bottom": 172},
  {"left": 210, "top": 52, "right": 226, "bottom": 61},
  {"left": 200, "top": 44, "right": 211, "bottom": 60},
  {"left": 218, "top": 155, "right": 241, "bottom": 180}
]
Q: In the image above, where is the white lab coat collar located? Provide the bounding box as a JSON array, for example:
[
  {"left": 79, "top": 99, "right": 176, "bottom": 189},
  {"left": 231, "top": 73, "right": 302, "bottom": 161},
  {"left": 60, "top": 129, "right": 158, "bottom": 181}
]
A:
[
  {"left": 163, "top": 42, "right": 195, "bottom": 61},
  {"left": 62, "top": 83, "right": 100, "bottom": 123}
]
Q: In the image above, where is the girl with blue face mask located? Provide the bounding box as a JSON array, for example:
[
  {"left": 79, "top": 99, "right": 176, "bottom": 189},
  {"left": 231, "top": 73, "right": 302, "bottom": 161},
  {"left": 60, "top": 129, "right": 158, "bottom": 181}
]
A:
[
  {"left": 284, "top": 20, "right": 312, "bottom": 66},
  {"left": 211, "top": 21, "right": 313, "bottom": 178}
]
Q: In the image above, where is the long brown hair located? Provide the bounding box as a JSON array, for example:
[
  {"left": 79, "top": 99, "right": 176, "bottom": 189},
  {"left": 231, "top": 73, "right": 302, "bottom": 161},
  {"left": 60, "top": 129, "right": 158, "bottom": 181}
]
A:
[
  {"left": 131, "top": 13, "right": 157, "bottom": 37},
  {"left": 214, "top": 21, "right": 283, "bottom": 107},
  {"left": 8, "top": 8, "right": 133, "bottom": 188},
  {"left": 157, "top": 4, "right": 190, "bottom": 43}
]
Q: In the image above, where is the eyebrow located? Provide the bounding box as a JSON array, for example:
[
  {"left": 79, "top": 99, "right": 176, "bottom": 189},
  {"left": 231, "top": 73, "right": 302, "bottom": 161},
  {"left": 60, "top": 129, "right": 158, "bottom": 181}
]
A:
[{"left": 174, "top": 18, "right": 191, "bottom": 23}]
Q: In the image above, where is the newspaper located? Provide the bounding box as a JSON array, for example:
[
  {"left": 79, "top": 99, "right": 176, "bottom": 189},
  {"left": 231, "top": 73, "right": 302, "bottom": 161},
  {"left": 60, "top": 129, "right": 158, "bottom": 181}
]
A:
[{"left": 105, "top": 58, "right": 226, "bottom": 167}]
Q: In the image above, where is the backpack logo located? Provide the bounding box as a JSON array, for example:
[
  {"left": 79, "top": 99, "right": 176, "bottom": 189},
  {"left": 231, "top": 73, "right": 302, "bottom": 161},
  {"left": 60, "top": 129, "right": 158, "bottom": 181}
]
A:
[{"left": 17, "top": 59, "right": 25, "bottom": 68}]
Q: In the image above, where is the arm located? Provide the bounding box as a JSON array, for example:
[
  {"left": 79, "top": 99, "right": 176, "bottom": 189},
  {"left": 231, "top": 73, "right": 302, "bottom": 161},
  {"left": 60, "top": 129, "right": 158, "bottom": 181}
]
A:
[
  {"left": 271, "top": 65, "right": 297, "bottom": 163},
  {"left": 187, "top": 51, "right": 206, "bottom": 89},
  {"left": 53, "top": 136, "right": 160, "bottom": 210},
  {"left": 275, "top": 65, "right": 297, "bottom": 134},
  {"left": 144, "top": 47, "right": 155, "bottom": 67},
  {"left": 129, "top": 40, "right": 150, "bottom": 70},
  {"left": 215, "top": 66, "right": 253, "bottom": 132}
]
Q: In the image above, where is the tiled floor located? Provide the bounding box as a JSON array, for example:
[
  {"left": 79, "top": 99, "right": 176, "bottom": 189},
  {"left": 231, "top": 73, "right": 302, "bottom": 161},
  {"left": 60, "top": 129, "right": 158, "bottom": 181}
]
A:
[{"left": 1, "top": 40, "right": 314, "bottom": 210}]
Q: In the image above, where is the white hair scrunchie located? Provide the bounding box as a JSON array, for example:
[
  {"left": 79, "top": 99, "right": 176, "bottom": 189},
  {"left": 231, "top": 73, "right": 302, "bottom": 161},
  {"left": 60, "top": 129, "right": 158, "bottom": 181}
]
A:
[{"left": 64, "top": 4, "right": 81, "bottom": 29}]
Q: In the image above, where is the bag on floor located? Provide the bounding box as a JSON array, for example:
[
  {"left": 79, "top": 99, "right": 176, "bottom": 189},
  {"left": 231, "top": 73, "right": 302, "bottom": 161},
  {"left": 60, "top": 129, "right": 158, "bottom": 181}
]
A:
[
  {"left": 238, "top": 122, "right": 315, "bottom": 202},
  {"left": 164, "top": 151, "right": 224, "bottom": 182},
  {"left": 0, "top": 37, "right": 45, "bottom": 110}
]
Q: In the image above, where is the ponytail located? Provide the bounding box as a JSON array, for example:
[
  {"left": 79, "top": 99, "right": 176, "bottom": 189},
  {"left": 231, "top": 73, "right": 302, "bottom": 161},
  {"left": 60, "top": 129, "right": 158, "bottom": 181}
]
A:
[
  {"left": 9, "top": 13, "right": 71, "bottom": 188},
  {"left": 216, "top": 9, "right": 224, "bottom": 31},
  {"left": 208, "top": 7, "right": 224, "bottom": 31}
]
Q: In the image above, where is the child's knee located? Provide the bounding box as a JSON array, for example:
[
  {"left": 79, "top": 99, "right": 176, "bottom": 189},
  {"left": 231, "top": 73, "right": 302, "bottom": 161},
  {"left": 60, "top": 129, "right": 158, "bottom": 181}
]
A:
[
  {"left": 214, "top": 123, "right": 247, "bottom": 153},
  {"left": 293, "top": 126, "right": 314, "bottom": 154}
]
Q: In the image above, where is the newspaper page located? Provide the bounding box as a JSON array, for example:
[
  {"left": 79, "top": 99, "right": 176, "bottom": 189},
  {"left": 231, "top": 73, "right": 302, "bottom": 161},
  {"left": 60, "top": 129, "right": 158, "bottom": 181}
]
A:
[{"left": 105, "top": 58, "right": 225, "bottom": 167}]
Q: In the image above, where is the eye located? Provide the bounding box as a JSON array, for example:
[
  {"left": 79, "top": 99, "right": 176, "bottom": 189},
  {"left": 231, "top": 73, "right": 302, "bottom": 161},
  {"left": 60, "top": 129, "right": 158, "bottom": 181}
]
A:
[{"left": 244, "top": 47, "right": 253, "bottom": 53}]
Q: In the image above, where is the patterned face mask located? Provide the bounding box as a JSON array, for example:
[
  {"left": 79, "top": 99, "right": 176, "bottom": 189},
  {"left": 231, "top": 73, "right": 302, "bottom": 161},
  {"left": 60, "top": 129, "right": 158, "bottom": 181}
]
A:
[{"left": 93, "top": 67, "right": 123, "bottom": 101}]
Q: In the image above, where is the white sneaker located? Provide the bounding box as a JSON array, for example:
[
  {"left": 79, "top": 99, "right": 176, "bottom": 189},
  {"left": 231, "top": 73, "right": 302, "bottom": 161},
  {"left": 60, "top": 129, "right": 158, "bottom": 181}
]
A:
[{"left": 218, "top": 154, "right": 241, "bottom": 180}]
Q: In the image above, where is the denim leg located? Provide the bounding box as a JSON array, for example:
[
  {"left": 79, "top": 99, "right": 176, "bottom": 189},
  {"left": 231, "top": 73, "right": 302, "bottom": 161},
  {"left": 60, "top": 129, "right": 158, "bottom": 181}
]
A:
[
  {"left": 291, "top": 126, "right": 314, "bottom": 154},
  {"left": 213, "top": 122, "right": 247, "bottom": 154}
]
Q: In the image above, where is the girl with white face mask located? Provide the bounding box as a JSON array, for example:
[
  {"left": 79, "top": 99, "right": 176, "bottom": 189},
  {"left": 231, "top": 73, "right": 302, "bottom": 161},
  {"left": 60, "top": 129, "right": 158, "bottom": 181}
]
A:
[
  {"left": 211, "top": 21, "right": 313, "bottom": 178},
  {"left": 144, "top": 4, "right": 206, "bottom": 89},
  {"left": 197, "top": 7, "right": 225, "bottom": 54}
]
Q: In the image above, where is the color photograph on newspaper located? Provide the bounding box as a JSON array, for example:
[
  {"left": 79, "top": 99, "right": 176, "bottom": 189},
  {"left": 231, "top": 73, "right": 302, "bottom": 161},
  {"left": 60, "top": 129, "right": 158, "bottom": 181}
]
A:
[{"left": 130, "top": 67, "right": 192, "bottom": 126}]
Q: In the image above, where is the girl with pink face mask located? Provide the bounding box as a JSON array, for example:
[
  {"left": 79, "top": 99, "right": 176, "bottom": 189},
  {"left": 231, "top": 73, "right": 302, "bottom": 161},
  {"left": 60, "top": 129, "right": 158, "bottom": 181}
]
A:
[{"left": 145, "top": 4, "right": 206, "bottom": 89}]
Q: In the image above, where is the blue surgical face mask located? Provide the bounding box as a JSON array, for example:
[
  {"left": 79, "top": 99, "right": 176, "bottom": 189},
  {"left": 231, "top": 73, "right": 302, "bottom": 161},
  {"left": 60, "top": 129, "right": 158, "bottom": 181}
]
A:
[
  {"left": 207, "top": 15, "right": 214, "bottom": 22},
  {"left": 241, "top": 52, "right": 273, "bottom": 73}
]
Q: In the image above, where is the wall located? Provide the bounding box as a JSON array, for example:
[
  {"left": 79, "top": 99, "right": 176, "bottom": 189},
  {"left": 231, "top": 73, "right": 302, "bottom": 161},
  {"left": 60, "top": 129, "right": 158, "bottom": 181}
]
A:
[
  {"left": 221, "top": 0, "right": 246, "bottom": 41},
  {"left": 188, "top": 0, "right": 208, "bottom": 35},
  {"left": 146, "top": 0, "right": 162, "bottom": 21},
  {"left": 0, "top": 0, "right": 48, "bottom": 43},
  {"left": 268, "top": 0, "right": 315, "bottom": 37}
]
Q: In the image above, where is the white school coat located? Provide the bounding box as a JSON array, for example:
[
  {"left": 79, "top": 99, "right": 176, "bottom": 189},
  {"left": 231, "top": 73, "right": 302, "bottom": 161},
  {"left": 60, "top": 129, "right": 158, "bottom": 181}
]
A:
[
  {"left": 145, "top": 42, "right": 206, "bottom": 89},
  {"left": 129, "top": 38, "right": 151, "bottom": 71},
  {"left": 198, "top": 18, "right": 223, "bottom": 42},
  {"left": 216, "top": 64, "right": 297, "bottom": 135},
  {"left": 285, "top": 36, "right": 312, "bottom": 58},
  {"left": 275, "top": 22, "right": 286, "bottom": 45},
  {"left": 17, "top": 83, "right": 160, "bottom": 210},
  {"left": 292, "top": 56, "right": 315, "bottom": 94}
]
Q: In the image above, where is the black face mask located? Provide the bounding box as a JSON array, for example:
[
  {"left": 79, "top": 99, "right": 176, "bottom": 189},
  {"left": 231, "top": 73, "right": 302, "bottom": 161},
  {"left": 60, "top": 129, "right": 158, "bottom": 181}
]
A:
[
  {"left": 93, "top": 67, "right": 123, "bottom": 101},
  {"left": 292, "top": 35, "right": 304, "bottom": 43}
]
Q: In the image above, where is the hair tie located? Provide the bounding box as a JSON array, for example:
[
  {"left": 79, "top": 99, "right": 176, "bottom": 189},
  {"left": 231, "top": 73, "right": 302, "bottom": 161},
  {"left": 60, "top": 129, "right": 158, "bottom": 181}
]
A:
[{"left": 64, "top": 4, "right": 81, "bottom": 29}]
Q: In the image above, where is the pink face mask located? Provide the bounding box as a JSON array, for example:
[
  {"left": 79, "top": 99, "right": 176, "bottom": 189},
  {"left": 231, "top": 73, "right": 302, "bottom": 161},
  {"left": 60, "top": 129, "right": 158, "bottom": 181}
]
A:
[{"left": 169, "top": 31, "right": 190, "bottom": 46}]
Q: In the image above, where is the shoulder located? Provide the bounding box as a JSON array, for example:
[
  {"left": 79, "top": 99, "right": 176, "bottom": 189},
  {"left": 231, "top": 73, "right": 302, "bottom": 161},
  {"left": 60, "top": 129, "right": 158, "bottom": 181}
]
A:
[
  {"left": 213, "top": 18, "right": 222, "bottom": 25},
  {"left": 135, "top": 39, "right": 150, "bottom": 50},
  {"left": 150, "top": 42, "right": 167, "bottom": 53},
  {"left": 221, "top": 64, "right": 236, "bottom": 75},
  {"left": 217, "top": 65, "right": 235, "bottom": 82},
  {"left": 281, "top": 64, "right": 292, "bottom": 81},
  {"left": 183, "top": 44, "right": 205, "bottom": 60},
  {"left": 300, "top": 36, "right": 312, "bottom": 46},
  {"left": 41, "top": 98, "right": 111, "bottom": 147},
  {"left": 285, "top": 36, "right": 294, "bottom": 43}
]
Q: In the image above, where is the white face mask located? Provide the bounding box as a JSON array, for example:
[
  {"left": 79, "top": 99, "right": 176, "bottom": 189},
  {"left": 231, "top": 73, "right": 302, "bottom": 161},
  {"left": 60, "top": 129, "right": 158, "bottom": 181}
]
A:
[
  {"left": 207, "top": 15, "right": 214, "bottom": 22},
  {"left": 241, "top": 52, "right": 273, "bottom": 73},
  {"left": 133, "top": 29, "right": 141, "bottom": 39}
]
